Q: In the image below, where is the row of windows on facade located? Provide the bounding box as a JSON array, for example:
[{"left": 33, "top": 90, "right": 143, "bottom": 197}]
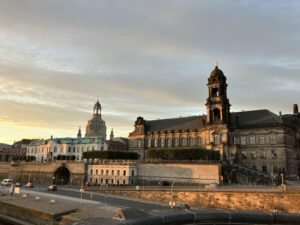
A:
[
  {"left": 89, "top": 177, "right": 135, "bottom": 185},
  {"left": 240, "top": 150, "right": 278, "bottom": 160},
  {"left": 27, "top": 145, "right": 104, "bottom": 154},
  {"left": 234, "top": 135, "right": 276, "bottom": 145},
  {"left": 134, "top": 137, "right": 209, "bottom": 148},
  {"left": 90, "top": 169, "right": 136, "bottom": 176}
]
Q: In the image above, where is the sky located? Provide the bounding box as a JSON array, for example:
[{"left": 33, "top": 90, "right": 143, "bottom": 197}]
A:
[{"left": 0, "top": 0, "right": 300, "bottom": 144}]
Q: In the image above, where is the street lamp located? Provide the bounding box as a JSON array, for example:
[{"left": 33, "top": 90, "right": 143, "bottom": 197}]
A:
[{"left": 280, "top": 173, "right": 284, "bottom": 185}]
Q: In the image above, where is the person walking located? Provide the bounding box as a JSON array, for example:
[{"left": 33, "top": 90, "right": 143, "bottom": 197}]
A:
[{"left": 10, "top": 184, "right": 15, "bottom": 197}]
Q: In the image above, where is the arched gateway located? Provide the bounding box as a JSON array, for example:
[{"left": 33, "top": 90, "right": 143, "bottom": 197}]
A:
[{"left": 54, "top": 166, "right": 70, "bottom": 185}]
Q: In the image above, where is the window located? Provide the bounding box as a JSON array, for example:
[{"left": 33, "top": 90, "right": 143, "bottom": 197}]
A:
[
  {"left": 213, "top": 135, "right": 219, "bottom": 144},
  {"left": 112, "top": 170, "right": 114, "bottom": 175},
  {"left": 82, "top": 146, "right": 85, "bottom": 152},
  {"left": 101, "top": 170, "right": 104, "bottom": 175},
  {"left": 106, "top": 170, "right": 109, "bottom": 175},
  {"left": 241, "top": 151, "right": 247, "bottom": 159},
  {"left": 250, "top": 136, "right": 255, "bottom": 145},
  {"left": 271, "top": 150, "right": 277, "bottom": 159},
  {"left": 262, "top": 165, "right": 267, "bottom": 173},
  {"left": 197, "top": 137, "right": 202, "bottom": 146},
  {"left": 260, "top": 152, "right": 266, "bottom": 159},
  {"left": 131, "top": 170, "right": 135, "bottom": 176},
  {"left": 181, "top": 137, "right": 186, "bottom": 147},
  {"left": 174, "top": 138, "right": 179, "bottom": 147},
  {"left": 73, "top": 147, "right": 76, "bottom": 153},
  {"left": 90, "top": 169, "right": 93, "bottom": 175},
  {"left": 123, "top": 180, "right": 126, "bottom": 185},
  {"left": 233, "top": 137, "right": 239, "bottom": 145},
  {"left": 96, "top": 169, "right": 98, "bottom": 175},
  {"left": 154, "top": 139, "right": 158, "bottom": 147},
  {"left": 160, "top": 138, "right": 165, "bottom": 147},
  {"left": 117, "top": 170, "right": 120, "bottom": 176},
  {"left": 250, "top": 151, "right": 256, "bottom": 159},
  {"left": 270, "top": 135, "right": 276, "bottom": 144},
  {"left": 147, "top": 139, "right": 151, "bottom": 148},
  {"left": 87, "top": 146, "right": 90, "bottom": 151},
  {"left": 273, "top": 165, "right": 279, "bottom": 174},
  {"left": 137, "top": 139, "right": 142, "bottom": 148},
  {"left": 123, "top": 170, "right": 126, "bottom": 176},
  {"left": 54, "top": 147, "right": 57, "bottom": 153},
  {"left": 168, "top": 138, "right": 172, "bottom": 147},
  {"left": 188, "top": 137, "right": 194, "bottom": 146},
  {"left": 241, "top": 137, "right": 246, "bottom": 145},
  {"left": 68, "top": 147, "right": 71, "bottom": 153},
  {"left": 259, "top": 136, "right": 265, "bottom": 144},
  {"left": 77, "top": 147, "right": 80, "bottom": 153},
  {"left": 92, "top": 146, "right": 95, "bottom": 151}
]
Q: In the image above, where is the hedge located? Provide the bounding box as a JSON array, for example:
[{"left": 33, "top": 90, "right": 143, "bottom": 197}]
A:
[
  {"left": 147, "top": 148, "right": 220, "bottom": 161},
  {"left": 82, "top": 151, "right": 139, "bottom": 160},
  {"left": 56, "top": 155, "right": 76, "bottom": 160}
]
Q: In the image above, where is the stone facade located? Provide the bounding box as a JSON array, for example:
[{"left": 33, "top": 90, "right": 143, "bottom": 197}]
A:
[
  {"left": 88, "top": 161, "right": 220, "bottom": 185},
  {"left": 87, "top": 161, "right": 138, "bottom": 185},
  {"left": 128, "top": 66, "right": 300, "bottom": 180}
]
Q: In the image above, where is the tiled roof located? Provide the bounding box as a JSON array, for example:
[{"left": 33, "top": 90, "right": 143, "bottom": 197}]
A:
[
  {"left": 143, "top": 109, "right": 284, "bottom": 132},
  {"left": 145, "top": 115, "right": 206, "bottom": 132}
]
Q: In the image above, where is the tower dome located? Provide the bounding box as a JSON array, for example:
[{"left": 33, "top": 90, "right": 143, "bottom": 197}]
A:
[
  {"left": 85, "top": 100, "right": 107, "bottom": 139},
  {"left": 209, "top": 65, "right": 226, "bottom": 83}
]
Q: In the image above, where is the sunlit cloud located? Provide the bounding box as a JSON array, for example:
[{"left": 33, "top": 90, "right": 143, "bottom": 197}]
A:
[{"left": 0, "top": 0, "right": 299, "bottom": 144}]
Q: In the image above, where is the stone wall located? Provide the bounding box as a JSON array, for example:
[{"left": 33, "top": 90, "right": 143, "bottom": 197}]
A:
[
  {"left": 105, "top": 189, "right": 300, "bottom": 213},
  {"left": 0, "top": 162, "right": 10, "bottom": 179},
  {"left": 0, "top": 161, "right": 85, "bottom": 184},
  {"left": 137, "top": 163, "right": 220, "bottom": 184}
]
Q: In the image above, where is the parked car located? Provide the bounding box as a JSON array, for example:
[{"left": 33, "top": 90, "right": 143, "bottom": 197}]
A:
[
  {"left": 47, "top": 185, "right": 57, "bottom": 191},
  {"left": 174, "top": 203, "right": 191, "bottom": 211},
  {"left": 1, "top": 179, "right": 12, "bottom": 186},
  {"left": 15, "top": 182, "right": 23, "bottom": 187},
  {"left": 24, "top": 182, "right": 34, "bottom": 188},
  {"left": 158, "top": 181, "right": 170, "bottom": 186}
]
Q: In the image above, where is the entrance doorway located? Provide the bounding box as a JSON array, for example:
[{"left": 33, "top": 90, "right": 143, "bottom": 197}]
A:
[{"left": 54, "top": 167, "right": 70, "bottom": 185}]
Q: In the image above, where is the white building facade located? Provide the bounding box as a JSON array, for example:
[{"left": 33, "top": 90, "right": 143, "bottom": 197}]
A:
[{"left": 27, "top": 136, "right": 107, "bottom": 162}]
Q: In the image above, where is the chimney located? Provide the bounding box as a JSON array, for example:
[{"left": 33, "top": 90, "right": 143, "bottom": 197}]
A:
[{"left": 293, "top": 104, "right": 299, "bottom": 115}]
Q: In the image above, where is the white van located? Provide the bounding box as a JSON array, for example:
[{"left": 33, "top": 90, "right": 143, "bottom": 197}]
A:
[{"left": 1, "top": 179, "right": 12, "bottom": 186}]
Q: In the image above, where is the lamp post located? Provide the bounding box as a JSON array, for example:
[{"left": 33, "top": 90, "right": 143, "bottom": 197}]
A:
[{"left": 280, "top": 173, "right": 284, "bottom": 185}]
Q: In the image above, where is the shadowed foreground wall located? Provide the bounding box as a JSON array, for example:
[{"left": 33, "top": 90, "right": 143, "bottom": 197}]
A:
[{"left": 105, "top": 190, "right": 300, "bottom": 213}]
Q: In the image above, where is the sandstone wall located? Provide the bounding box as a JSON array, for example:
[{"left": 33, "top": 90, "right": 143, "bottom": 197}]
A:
[
  {"left": 137, "top": 163, "right": 220, "bottom": 184},
  {"left": 106, "top": 189, "right": 300, "bottom": 213}
]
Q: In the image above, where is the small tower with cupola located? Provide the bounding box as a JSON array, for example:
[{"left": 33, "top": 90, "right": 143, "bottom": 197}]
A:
[{"left": 205, "top": 64, "right": 231, "bottom": 124}]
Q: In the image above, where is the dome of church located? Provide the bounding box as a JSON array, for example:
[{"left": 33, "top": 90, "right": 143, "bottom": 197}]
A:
[
  {"left": 210, "top": 66, "right": 225, "bottom": 79},
  {"left": 85, "top": 100, "right": 107, "bottom": 139}
]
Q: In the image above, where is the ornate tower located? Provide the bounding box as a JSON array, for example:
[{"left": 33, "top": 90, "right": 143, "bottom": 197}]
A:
[
  {"left": 77, "top": 127, "right": 82, "bottom": 138},
  {"left": 205, "top": 64, "right": 231, "bottom": 124},
  {"left": 85, "top": 100, "right": 107, "bottom": 139},
  {"left": 110, "top": 128, "right": 114, "bottom": 140}
]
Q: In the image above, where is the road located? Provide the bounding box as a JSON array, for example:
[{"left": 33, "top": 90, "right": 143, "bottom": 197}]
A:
[{"left": 35, "top": 186, "right": 169, "bottom": 212}]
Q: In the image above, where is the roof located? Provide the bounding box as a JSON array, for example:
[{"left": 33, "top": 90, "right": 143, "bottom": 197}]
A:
[
  {"left": 231, "top": 109, "right": 283, "bottom": 128},
  {"left": 29, "top": 137, "right": 104, "bottom": 146},
  {"left": 142, "top": 109, "right": 285, "bottom": 132},
  {"left": 145, "top": 115, "right": 206, "bottom": 132}
]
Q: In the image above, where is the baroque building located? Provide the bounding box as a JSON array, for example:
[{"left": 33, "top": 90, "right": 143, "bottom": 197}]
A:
[
  {"left": 128, "top": 65, "right": 300, "bottom": 181},
  {"left": 26, "top": 101, "right": 108, "bottom": 162}
]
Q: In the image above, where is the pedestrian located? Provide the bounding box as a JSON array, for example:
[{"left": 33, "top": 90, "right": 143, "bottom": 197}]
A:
[{"left": 10, "top": 184, "right": 15, "bottom": 197}]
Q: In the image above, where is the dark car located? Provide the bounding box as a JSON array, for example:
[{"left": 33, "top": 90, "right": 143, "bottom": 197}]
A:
[
  {"left": 159, "top": 181, "right": 170, "bottom": 186},
  {"left": 47, "top": 185, "right": 57, "bottom": 191}
]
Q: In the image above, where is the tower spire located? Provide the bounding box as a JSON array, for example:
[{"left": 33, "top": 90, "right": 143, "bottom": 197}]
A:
[
  {"left": 110, "top": 128, "right": 114, "bottom": 140},
  {"left": 77, "top": 126, "right": 82, "bottom": 138}
]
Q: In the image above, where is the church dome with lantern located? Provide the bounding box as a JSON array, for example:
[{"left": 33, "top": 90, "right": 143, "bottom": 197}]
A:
[{"left": 85, "top": 100, "right": 107, "bottom": 139}]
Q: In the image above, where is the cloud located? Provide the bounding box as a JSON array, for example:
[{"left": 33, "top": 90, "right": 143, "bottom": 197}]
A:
[{"left": 0, "top": 0, "right": 299, "bottom": 143}]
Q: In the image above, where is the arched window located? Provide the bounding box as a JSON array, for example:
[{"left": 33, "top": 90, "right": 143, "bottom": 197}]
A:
[
  {"left": 154, "top": 139, "right": 158, "bottom": 147},
  {"left": 188, "top": 137, "right": 194, "bottom": 146},
  {"left": 53, "top": 147, "right": 57, "bottom": 153},
  {"left": 181, "top": 137, "right": 186, "bottom": 147},
  {"left": 137, "top": 139, "right": 142, "bottom": 148},
  {"left": 174, "top": 138, "right": 179, "bottom": 147},
  {"left": 147, "top": 139, "right": 151, "bottom": 148},
  {"left": 197, "top": 137, "right": 202, "bottom": 146},
  {"left": 213, "top": 108, "right": 221, "bottom": 123},
  {"left": 160, "top": 138, "right": 165, "bottom": 148}
]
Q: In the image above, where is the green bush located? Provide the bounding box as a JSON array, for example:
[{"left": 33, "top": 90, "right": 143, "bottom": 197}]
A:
[
  {"left": 82, "top": 151, "right": 139, "bottom": 160},
  {"left": 147, "top": 148, "right": 220, "bottom": 161}
]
